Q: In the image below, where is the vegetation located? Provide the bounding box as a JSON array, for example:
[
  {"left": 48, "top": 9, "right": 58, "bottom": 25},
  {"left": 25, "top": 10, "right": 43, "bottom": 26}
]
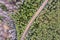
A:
[{"left": 10, "top": 0, "right": 60, "bottom": 40}]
